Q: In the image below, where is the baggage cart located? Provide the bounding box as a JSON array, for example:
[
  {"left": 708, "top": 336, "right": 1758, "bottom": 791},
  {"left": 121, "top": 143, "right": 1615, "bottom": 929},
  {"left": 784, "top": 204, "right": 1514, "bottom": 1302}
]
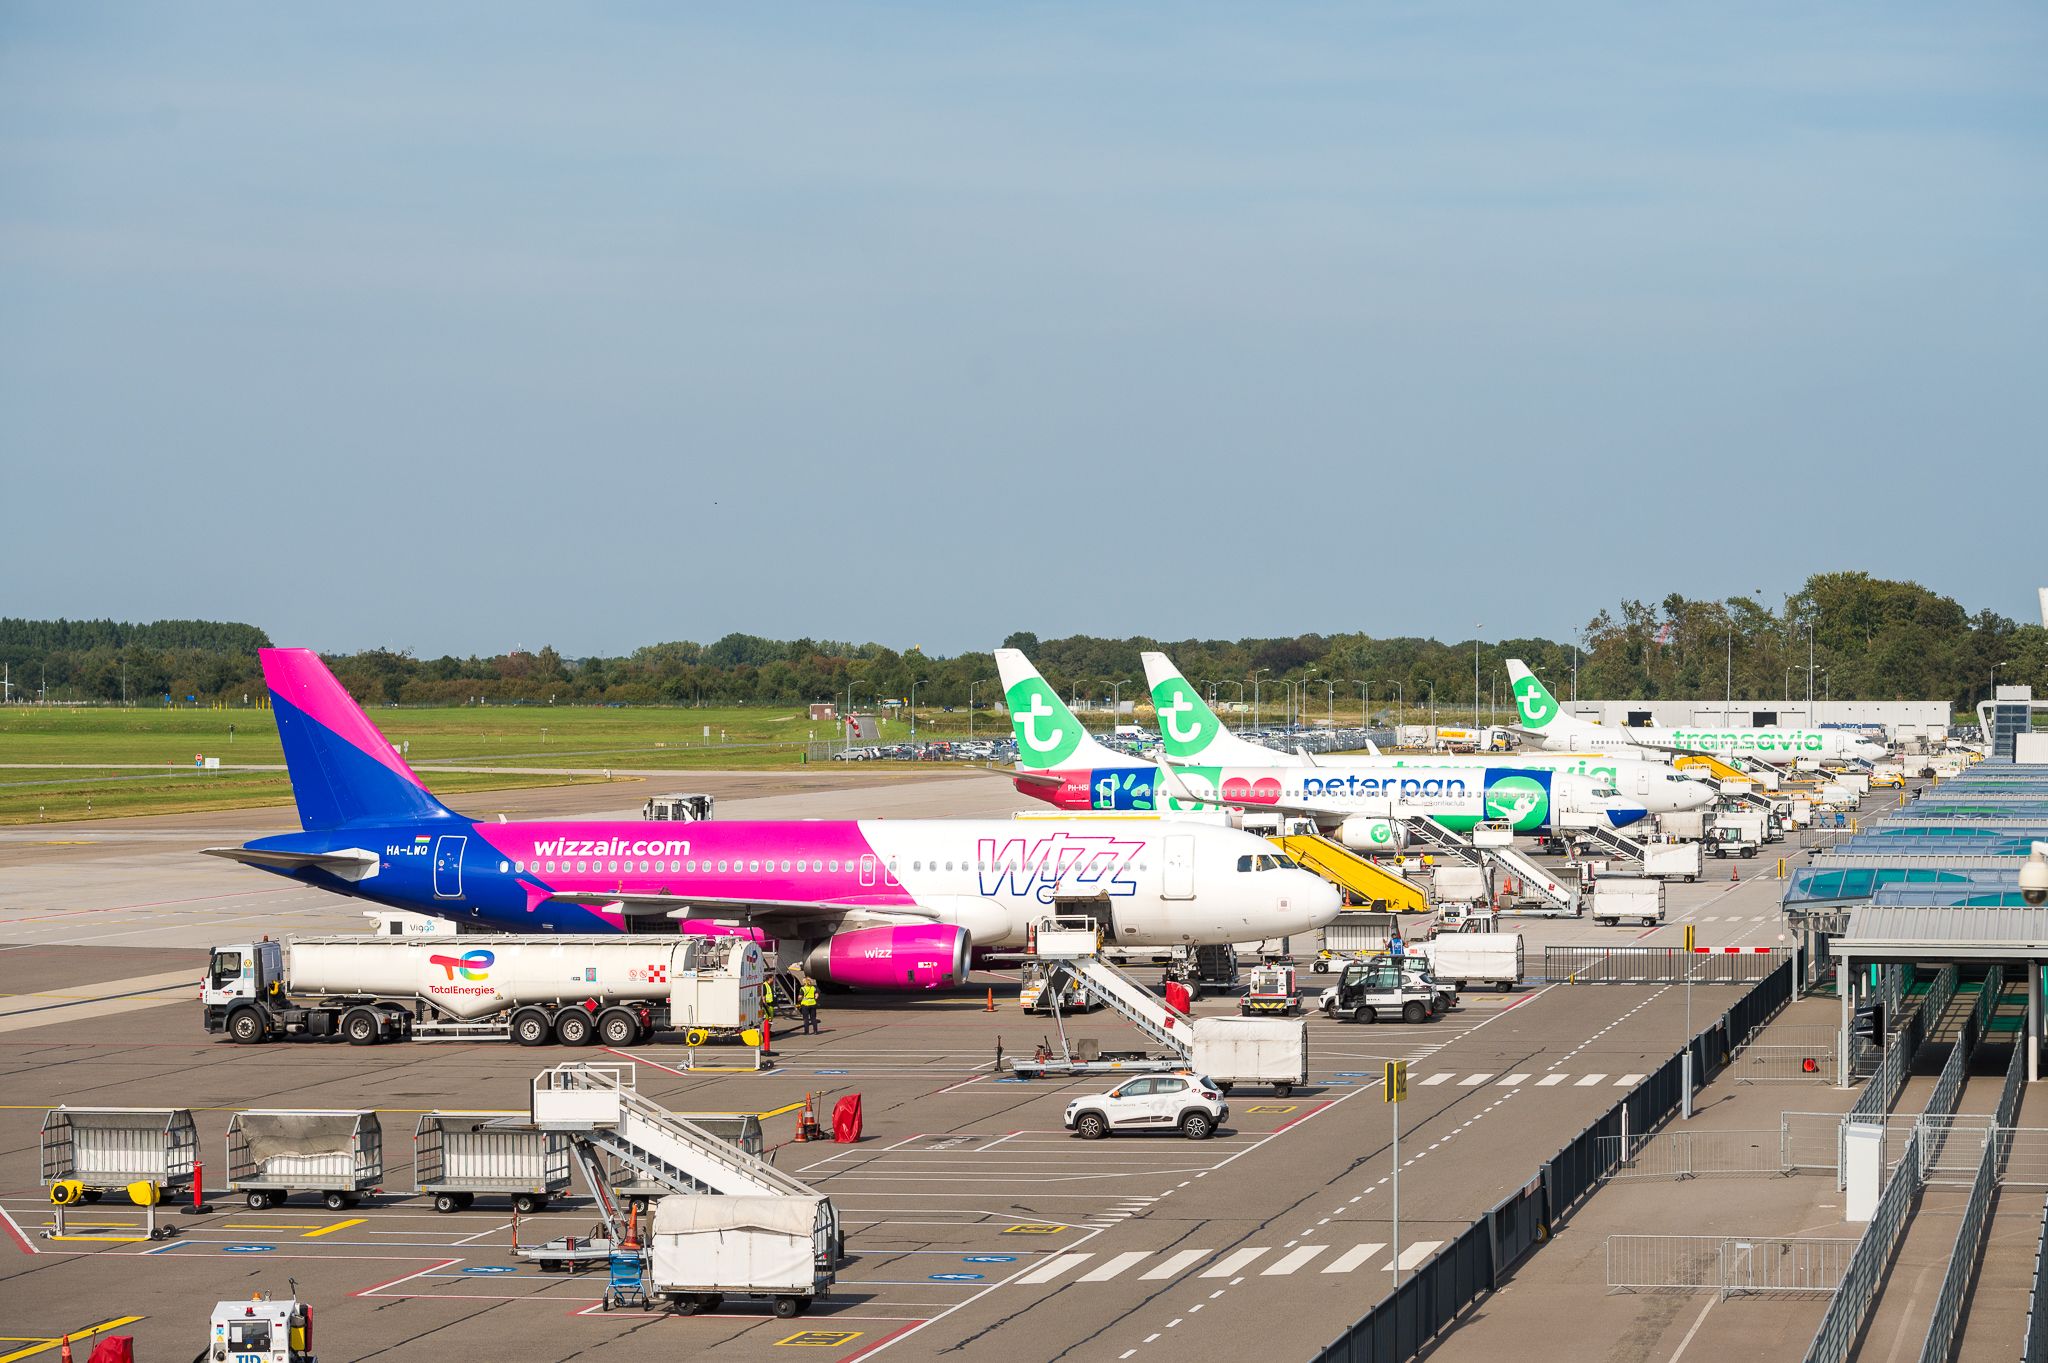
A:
[
  {"left": 227, "top": 1109, "right": 382, "bottom": 1209},
  {"left": 649, "top": 1193, "right": 837, "bottom": 1317},
  {"left": 41, "top": 1106, "right": 197, "bottom": 1202},
  {"left": 414, "top": 1112, "right": 571, "bottom": 1213}
]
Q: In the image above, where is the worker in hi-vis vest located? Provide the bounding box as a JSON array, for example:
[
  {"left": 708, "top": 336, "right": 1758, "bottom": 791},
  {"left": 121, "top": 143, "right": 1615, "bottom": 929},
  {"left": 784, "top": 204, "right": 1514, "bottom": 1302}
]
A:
[
  {"left": 762, "top": 976, "right": 777, "bottom": 1019},
  {"left": 799, "top": 975, "right": 821, "bottom": 1034}
]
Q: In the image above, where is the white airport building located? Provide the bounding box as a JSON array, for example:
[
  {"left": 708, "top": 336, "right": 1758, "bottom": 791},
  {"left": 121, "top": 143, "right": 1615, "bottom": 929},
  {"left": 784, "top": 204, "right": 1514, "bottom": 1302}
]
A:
[{"left": 1554, "top": 698, "right": 1950, "bottom": 743}]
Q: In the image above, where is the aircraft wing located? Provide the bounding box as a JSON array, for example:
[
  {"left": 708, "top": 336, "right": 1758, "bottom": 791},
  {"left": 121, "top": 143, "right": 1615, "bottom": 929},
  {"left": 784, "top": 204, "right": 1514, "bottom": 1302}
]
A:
[{"left": 201, "top": 846, "right": 380, "bottom": 882}]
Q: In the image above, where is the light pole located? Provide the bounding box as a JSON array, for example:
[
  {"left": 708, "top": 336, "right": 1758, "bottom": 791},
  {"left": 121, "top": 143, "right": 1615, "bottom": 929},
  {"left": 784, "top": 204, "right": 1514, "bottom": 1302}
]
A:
[
  {"left": 1325, "top": 679, "right": 1336, "bottom": 730},
  {"left": 969, "top": 678, "right": 990, "bottom": 739},
  {"left": 1725, "top": 624, "right": 1734, "bottom": 725},
  {"left": 1473, "top": 625, "right": 1482, "bottom": 732},
  {"left": 1571, "top": 645, "right": 1579, "bottom": 703},
  {"left": 1391, "top": 682, "right": 1405, "bottom": 737},
  {"left": 1785, "top": 668, "right": 1796, "bottom": 706},
  {"left": 1222, "top": 681, "right": 1245, "bottom": 731},
  {"left": 1252, "top": 669, "right": 1268, "bottom": 731},
  {"left": 1356, "top": 680, "right": 1371, "bottom": 729},
  {"left": 910, "top": 678, "right": 926, "bottom": 740},
  {"left": 1111, "top": 680, "right": 1127, "bottom": 729}
]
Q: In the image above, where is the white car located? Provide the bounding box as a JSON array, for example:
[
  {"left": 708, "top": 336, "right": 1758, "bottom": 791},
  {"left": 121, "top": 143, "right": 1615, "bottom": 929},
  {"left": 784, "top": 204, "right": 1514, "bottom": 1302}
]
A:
[{"left": 1064, "top": 1073, "right": 1228, "bottom": 1140}]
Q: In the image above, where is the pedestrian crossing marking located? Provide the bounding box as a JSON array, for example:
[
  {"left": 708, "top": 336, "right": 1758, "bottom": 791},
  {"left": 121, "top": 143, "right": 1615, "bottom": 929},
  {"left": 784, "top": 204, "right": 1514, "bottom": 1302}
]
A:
[
  {"left": 1457, "top": 1074, "right": 1491, "bottom": 1086},
  {"left": 1420, "top": 1072, "right": 1455, "bottom": 1086},
  {"left": 1141, "top": 1249, "right": 1212, "bottom": 1280},
  {"left": 1536, "top": 1074, "right": 1567, "bottom": 1086},
  {"left": 1080, "top": 1252, "right": 1153, "bottom": 1282},
  {"left": 1388, "top": 1240, "right": 1443, "bottom": 1269},
  {"left": 1017, "top": 1253, "right": 1091, "bottom": 1284},
  {"left": 1574, "top": 1074, "right": 1607, "bottom": 1086},
  {"left": 1201, "top": 1248, "right": 1269, "bottom": 1278},
  {"left": 1499, "top": 1074, "right": 1528, "bottom": 1086},
  {"left": 1324, "top": 1243, "right": 1386, "bottom": 1273},
  {"left": 1263, "top": 1245, "right": 1331, "bottom": 1275},
  {"left": 1616, "top": 1073, "right": 1645, "bottom": 1085}
]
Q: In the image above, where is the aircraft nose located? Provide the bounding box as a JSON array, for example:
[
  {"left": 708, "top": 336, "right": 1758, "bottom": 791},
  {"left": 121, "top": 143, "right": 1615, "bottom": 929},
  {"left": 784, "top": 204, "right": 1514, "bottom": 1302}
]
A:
[{"left": 1288, "top": 872, "right": 1344, "bottom": 930}]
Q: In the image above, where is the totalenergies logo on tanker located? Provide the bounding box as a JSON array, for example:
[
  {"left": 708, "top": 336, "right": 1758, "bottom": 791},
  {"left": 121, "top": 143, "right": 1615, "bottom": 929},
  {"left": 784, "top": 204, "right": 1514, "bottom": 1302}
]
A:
[{"left": 429, "top": 949, "right": 496, "bottom": 981}]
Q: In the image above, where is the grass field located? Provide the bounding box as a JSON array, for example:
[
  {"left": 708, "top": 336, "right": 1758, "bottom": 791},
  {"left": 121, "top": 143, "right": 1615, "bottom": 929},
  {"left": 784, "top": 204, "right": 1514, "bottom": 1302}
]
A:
[{"left": 0, "top": 703, "right": 990, "bottom": 824}]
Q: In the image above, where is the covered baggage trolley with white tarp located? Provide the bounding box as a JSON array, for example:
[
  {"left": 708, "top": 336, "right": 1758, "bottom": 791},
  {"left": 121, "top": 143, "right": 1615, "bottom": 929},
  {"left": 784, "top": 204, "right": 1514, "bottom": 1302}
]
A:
[
  {"left": 649, "top": 1192, "right": 838, "bottom": 1317},
  {"left": 227, "top": 1109, "right": 383, "bottom": 1209},
  {"left": 41, "top": 1106, "right": 198, "bottom": 1202},
  {"left": 414, "top": 1113, "right": 571, "bottom": 1213}
]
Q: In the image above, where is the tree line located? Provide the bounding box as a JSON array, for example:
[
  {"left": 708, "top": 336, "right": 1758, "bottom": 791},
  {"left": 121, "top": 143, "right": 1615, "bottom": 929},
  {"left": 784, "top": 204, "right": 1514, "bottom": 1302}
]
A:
[{"left": 3, "top": 572, "right": 2042, "bottom": 712}]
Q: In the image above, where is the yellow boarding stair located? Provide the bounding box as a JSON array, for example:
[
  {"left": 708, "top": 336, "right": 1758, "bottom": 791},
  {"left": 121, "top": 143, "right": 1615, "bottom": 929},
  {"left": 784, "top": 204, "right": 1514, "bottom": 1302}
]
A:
[
  {"left": 1673, "top": 752, "right": 1753, "bottom": 783},
  {"left": 1273, "top": 833, "right": 1430, "bottom": 914}
]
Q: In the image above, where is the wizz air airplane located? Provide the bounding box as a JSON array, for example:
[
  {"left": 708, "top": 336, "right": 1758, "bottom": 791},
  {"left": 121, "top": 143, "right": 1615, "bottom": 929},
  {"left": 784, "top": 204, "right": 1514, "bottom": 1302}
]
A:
[
  {"left": 1504, "top": 660, "right": 1888, "bottom": 765},
  {"left": 996, "top": 650, "right": 1661, "bottom": 849},
  {"left": 203, "top": 650, "right": 1341, "bottom": 990},
  {"left": 1134, "top": 651, "right": 1714, "bottom": 815}
]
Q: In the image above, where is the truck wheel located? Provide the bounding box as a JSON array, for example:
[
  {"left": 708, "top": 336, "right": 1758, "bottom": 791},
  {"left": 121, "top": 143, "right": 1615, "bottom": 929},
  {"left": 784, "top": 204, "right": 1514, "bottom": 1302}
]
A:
[
  {"left": 1274, "top": 1083, "right": 1294, "bottom": 1098},
  {"left": 1352, "top": 1006, "right": 1376, "bottom": 1025},
  {"left": 1497, "top": 981, "right": 1512, "bottom": 993},
  {"left": 774, "top": 1296, "right": 802, "bottom": 1318},
  {"left": 1074, "top": 1112, "right": 1108, "bottom": 1140},
  {"left": 1180, "top": 1111, "right": 1215, "bottom": 1140},
  {"left": 513, "top": 1194, "right": 546, "bottom": 1215},
  {"left": 1402, "top": 1002, "right": 1428, "bottom": 1024},
  {"left": 246, "top": 1190, "right": 269, "bottom": 1210},
  {"left": 323, "top": 1190, "right": 349, "bottom": 1211},
  {"left": 343, "top": 1009, "right": 381, "bottom": 1045},
  {"left": 555, "top": 1011, "right": 596, "bottom": 1046},
  {"left": 597, "top": 1009, "right": 639, "bottom": 1046},
  {"left": 434, "top": 1193, "right": 461, "bottom": 1214},
  {"left": 228, "top": 1009, "right": 267, "bottom": 1044},
  {"left": 511, "top": 1010, "right": 552, "bottom": 1047}
]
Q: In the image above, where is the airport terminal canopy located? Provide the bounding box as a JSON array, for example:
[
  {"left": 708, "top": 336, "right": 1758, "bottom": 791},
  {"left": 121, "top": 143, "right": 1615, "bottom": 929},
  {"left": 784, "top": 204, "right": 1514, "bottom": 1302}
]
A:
[
  {"left": 1784, "top": 862, "right": 2021, "bottom": 911},
  {"left": 1831, "top": 905, "right": 2048, "bottom": 964}
]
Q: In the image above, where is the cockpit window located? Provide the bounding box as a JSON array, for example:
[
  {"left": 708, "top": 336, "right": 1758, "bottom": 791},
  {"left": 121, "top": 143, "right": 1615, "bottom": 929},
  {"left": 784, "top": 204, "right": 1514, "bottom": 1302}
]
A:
[
  {"left": 1593, "top": 787, "right": 1620, "bottom": 798},
  {"left": 1238, "top": 853, "right": 1298, "bottom": 873}
]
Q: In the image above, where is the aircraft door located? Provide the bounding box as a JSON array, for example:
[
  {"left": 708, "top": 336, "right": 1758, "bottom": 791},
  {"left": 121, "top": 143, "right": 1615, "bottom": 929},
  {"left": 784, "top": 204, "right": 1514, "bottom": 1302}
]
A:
[
  {"left": 433, "top": 834, "right": 467, "bottom": 899},
  {"left": 1163, "top": 835, "right": 1195, "bottom": 900}
]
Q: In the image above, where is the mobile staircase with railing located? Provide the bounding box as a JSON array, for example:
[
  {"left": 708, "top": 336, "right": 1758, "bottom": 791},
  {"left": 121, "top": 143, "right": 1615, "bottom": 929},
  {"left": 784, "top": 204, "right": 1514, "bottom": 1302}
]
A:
[{"left": 1402, "top": 816, "right": 1581, "bottom": 916}]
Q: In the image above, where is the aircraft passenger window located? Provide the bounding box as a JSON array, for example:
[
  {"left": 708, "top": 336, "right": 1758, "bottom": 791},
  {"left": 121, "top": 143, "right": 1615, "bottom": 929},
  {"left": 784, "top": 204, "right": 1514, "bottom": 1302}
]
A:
[
  {"left": 577, "top": 861, "right": 587, "bottom": 873},
  {"left": 945, "top": 861, "right": 954, "bottom": 872},
  {"left": 607, "top": 861, "right": 618, "bottom": 873},
  {"left": 718, "top": 860, "right": 730, "bottom": 872},
  {"left": 780, "top": 860, "right": 791, "bottom": 873},
  {"left": 814, "top": 860, "right": 823, "bottom": 872},
  {"left": 914, "top": 861, "right": 923, "bottom": 872},
  {"left": 546, "top": 861, "right": 556, "bottom": 872},
  {"left": 514, "top": 861, "right": 524, "bottom": 873},
  {"left": 749, "top": 860, "right": 760, "bottom": 873},
  {"left": 829, "top": 860, "right": 840, "bottom": 872}
]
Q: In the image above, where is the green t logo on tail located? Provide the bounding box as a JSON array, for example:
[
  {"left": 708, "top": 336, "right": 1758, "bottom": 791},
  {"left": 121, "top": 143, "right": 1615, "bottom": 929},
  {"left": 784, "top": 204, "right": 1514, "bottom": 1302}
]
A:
[
  {"left": 1484, "top": 774, "right": 1550, "bottom": 831},
  {"left": 1150, "top": 679, "right": 1218, "bottom": 759},
  {"left": 1006, "top": 677, "right": 1083, "bottom": 769},
  {"left": 1513, "top": 676, "right": 1559, "bottom": 728}
]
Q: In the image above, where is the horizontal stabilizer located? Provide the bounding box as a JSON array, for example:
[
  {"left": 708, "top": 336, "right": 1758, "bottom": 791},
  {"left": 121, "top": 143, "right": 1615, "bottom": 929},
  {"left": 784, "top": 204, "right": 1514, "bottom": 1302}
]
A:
[{"left": 200, "top": 846, "right": 380, "bottom": 882}]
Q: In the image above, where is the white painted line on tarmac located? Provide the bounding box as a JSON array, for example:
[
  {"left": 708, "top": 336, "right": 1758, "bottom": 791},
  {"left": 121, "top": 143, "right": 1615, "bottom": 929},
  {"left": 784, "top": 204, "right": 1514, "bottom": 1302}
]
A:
[
  {"left": 1079, "top": 1251, "right": 1152, "bottom": 1282},
  {"left": 1016, "top": 1253, "right": 1092, "bottom": 1284},
  {"left": 1141, "top": 1249, "right": 1212, "bottom": 1280},
  {"left": 1200, "top": 1248, "right": 1268, "bottom": 1278},
  {"left": 1262, "top": 1245, "right": 1331, "bottom": 1275},
  {"left": 1324, "top": 1243, "right": 1386, "bottom": 1273}
]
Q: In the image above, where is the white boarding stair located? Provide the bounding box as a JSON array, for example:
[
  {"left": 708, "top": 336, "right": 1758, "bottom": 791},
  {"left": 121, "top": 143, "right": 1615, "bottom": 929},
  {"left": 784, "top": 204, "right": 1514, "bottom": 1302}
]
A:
[
  {"left": 1042, "top": 957, "right": 1193, "bottom": 1058},
  {"left": 1402, "top": 817, "right": 1580, "bottom": 915},
  {"left": 531, "top": 1063, "right": 819, "bottom": 1201},
  {"left": 1403, "top": 817, "right": 1487, "bottom": 868},
  {"left": 1577, "top": 822, "right": 1646, "bottom": 864}
]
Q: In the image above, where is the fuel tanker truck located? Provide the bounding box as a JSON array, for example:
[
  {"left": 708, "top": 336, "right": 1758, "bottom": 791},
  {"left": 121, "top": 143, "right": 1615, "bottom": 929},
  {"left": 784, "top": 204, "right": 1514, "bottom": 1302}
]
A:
[{"left": 201, "top": 935, "right": 765, "bottom": 1047}]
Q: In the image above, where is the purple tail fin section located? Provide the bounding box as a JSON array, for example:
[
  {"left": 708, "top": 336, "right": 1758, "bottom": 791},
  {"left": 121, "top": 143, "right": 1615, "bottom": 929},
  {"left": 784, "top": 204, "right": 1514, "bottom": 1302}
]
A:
[{"left": 262, "top": 648, "right": 455, "bottom": 831}]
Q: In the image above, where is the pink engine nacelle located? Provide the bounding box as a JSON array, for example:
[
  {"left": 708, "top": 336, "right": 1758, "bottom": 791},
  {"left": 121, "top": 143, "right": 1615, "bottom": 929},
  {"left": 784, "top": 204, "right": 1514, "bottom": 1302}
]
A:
[{"left": 803, "top": 923, "right": 972, "bottom": 991}]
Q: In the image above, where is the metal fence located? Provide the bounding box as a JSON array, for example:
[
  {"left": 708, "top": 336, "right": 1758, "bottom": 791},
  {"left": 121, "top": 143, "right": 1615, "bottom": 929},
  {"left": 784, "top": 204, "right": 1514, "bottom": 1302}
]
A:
[
  {"left": 1546, "top": 946, "right": 1792, "bottom": 985},
  {"left": 1802, "top": 1130, "right": 1923, "bottom": 1363},
  {"left": 1916, "top": 1128, "right": 1996, "bottom": 1363},
  {"left": 1735, "top": 1044, "right": 1836, "bottom": 1083},
  {"left": 2026, "top": 1193, "right": 2048, "bottom": 1363},
  {"left": 1606, "top": 1235, "right": 1856, "bottom": 1297},
  {"left": 1308, "top": 959, "right": 1795, "bottom": 1363},
  {"left": 1600, "top": 1129, "right": 1790, "bottom": 1180}
]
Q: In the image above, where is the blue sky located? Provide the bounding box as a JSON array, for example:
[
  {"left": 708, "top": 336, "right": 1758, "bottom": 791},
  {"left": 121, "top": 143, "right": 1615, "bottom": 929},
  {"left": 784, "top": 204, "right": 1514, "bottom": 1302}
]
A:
[{"left": 3, "top": 3, "right": 2043, "bottom": 656}]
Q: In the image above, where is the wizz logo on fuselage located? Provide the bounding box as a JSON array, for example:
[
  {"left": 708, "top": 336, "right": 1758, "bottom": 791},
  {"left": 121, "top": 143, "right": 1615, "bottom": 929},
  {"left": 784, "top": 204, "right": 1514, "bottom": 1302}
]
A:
[{"left": 977, "top": 834, "right": 1142, "bottom": 903}]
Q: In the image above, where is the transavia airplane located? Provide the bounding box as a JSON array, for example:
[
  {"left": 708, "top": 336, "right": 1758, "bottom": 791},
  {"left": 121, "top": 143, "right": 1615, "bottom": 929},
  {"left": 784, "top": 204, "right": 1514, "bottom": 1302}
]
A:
[
  {"left": 1138, "top": 651, "right": 1716, "bottom": 814},
  {"left": 203, "top": 649, "right": 1341, "bottom": 990},
  {"left": 1504, "top": 660, "right": 1888, "bottom": 765},
  {"left": 996, "top": 650, "right": 1667, "bottom": 850}
]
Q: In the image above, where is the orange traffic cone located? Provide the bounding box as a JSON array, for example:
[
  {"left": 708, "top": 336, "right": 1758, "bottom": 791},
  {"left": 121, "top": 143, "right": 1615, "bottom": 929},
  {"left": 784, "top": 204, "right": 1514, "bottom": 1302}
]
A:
[
  {"left": 59, "top": 1338, "right": 72, "bottom": 1363},
  {"left": 1731, "top": 862, "right": 1740, "bottom": 883},
  {"left": 985, "top": 988, "right": 995, "bottom": 1013}
]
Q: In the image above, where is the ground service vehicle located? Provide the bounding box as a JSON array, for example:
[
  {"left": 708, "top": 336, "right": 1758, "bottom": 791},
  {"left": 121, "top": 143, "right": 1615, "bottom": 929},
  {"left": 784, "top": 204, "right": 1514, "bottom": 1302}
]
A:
[
  {"left": 1431, "top": 864, "right": 1490, "bottom": 911},
  {"left": 208, "top": 1293, "right": 317, "bottom": 1363},
  {"left": 202, "top": 935, "right": 764, "bottom": 1047},
  {"left": 1591, "top": 876, "right": 1665, "bottom": 927},
  {"left": 1326, "top": 959, "right": 1438, "bottom": 1024},
  {"left": 1413, "top": 933, "right": 1522, "bottom": 990},
  {"left": 1240, "top": 963, "right": 1301, "bottom": 1014},
  {"left": 1019, "top": 962, "right": 1095, "bottom": 1014},
  {"left": 1065, "top": 1073, "right": 1228, "bottom": 1140},
  {"left": 1710, "top": 812, "right": 1765, "bottom": 858}
]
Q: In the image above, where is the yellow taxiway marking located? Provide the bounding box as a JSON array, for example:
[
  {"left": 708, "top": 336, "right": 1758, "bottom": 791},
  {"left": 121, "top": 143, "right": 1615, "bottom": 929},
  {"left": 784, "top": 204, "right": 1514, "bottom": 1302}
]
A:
[
  {"left": 303, "top": 1217, "right": 366, "bottom": 1237},
  {"left": 774, "top": 1331, "right": 863, "bottom": 1347},
  {"left": 0, "top": 1318, "right": 145, "bottom": 1363}
]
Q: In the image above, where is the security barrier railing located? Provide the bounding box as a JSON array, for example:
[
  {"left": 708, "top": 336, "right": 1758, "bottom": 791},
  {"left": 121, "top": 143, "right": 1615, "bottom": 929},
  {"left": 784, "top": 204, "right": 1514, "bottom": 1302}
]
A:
[
  {"left": 1928, "top": 966, "right": 2000, "bottom": 1120},
  {"left": 1309, "top": 959, "right": 1795, "bottom": 1363},
  {"left": 1601, "top": 1129, "right": 1790, "bottom": 1180},
  {"left": 1802, "top": 1130, "right": 1923, "bottom": 1363},
  {"left": 1545, "top": 946, "right": 1792, "bottom": 985},
  {"left": 1607, "top": 1235, "right": 1857, "bottom": 1297},
  {"left": 1735, "top": 1044, "right": 1836, "bottom": 1083}
]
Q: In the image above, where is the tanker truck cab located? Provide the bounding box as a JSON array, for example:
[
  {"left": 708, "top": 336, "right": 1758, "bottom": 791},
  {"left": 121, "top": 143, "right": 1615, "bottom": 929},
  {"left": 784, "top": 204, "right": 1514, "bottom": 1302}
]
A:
[
  {"left": 205, "top": 941, "right": 288, "bottom": 1041},
  {"left": 209, "top": 1291, "right": 316, "bottom": 1363}
]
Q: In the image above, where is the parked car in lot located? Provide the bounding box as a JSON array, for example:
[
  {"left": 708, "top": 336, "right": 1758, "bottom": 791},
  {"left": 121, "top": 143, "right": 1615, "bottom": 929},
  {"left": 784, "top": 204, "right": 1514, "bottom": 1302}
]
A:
[{"left": 1064, "top": 1073, "right": 1228, "bottom": 1140}]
